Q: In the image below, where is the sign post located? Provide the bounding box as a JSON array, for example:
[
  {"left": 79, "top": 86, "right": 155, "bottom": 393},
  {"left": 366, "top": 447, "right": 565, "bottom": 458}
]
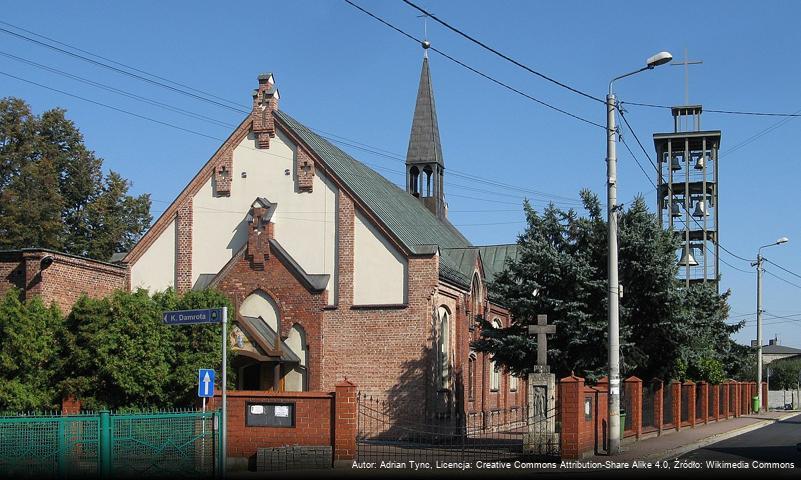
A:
[{"left": 163, "top": 307, "right": 227, "bottom": 478}]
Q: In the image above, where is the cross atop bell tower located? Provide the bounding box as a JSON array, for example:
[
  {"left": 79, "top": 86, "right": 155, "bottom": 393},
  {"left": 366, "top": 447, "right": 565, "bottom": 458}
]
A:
[{"left": 405, "top": 40, "right": 447, "bottom": 220}]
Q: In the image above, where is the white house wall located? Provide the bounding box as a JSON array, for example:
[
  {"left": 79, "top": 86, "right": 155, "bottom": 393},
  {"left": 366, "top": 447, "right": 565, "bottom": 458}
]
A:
[
  {"left": 130, "top": 218, "right": 176, "bottom": 291},
  {"left": 191, "top": 129, "right": 337, "bottom": 302},
  {"left": 353, "top": 210, "right": 407, "bottom": 305}
]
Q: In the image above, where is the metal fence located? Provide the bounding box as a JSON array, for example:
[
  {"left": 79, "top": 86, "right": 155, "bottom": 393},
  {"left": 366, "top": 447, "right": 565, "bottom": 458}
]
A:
[
  {"left": 695, "top": 385, "right": 703, "bottom": 421},
  {"left": 356, "top": 394, "right": 559, "bottom": 464},
  {"left": 662, "top": 383, "right": 674, "bottom": 426},
  {"left": 680, "top": 385, "right": 690, "bottom": 423},
  {"left": 0, "top": 410, "right": 218, "bottom": 478},
  {"left": 641, "top": 385, "right": 655, "bottom": 429}
]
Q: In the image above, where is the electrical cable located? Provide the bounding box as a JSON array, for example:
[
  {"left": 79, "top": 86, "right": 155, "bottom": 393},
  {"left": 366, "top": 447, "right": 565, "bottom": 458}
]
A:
[
  {"left": 343, "top": 0, "right": 605, "bottom": 129},
  {"left": 399, "top": 0, "right": 604, "bottom": 104}
]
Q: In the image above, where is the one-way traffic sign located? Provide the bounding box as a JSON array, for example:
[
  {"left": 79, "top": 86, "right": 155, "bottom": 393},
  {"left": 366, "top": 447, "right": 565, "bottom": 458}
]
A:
[{"left": 198, "top": 369, "right": 215, "bottom": 398}]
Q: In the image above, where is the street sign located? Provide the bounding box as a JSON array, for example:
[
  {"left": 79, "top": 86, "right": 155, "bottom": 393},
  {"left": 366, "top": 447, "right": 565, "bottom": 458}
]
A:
[
  {"left": 162, "top": 308, "right": 224, "bottom": 325},
  {"left": 198, "top": 369, "right": 215, "bottom": 398}
]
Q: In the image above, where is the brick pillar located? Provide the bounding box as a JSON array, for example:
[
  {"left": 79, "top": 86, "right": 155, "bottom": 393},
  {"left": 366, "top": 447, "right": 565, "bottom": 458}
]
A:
[
  {"left": 712, "top": 384, "right": 719, "bottom": 421},
  {"left": 673, "top": 382, "right": 681, "bottom": 431},
  {"left": 22, "top": 252, "right": 43, "bottom": 301},
  {"left": 176, "top": 199, "right": 193, "bottom": 293},
  {"left": 334, "top": 380, "right": 357, "bottom": 461},
  {"left": 336, "top": 192, "right": 354, "bottom": 307},
  {"left": 762, "top": 382, "right": 768, "bottom": 411},
  {"left": 559, "top": 375, "right": 584, "bottom": 459},
  {"left": 722, "top": 383, "right": 729, "bottom": 418},
  {"left": 685, "top": 381, "right": 696, "bottom": 428},
  {"left": 654, "top": 380, "right": 663, "bottom": 434},
  {"left": 700, "top": 382, "right": 708, "bottom": 424},
  {"left": 62, "top": 396, "right": 81, "bottom": 415},
  {"left": 734, "top": 382, "right": 741, "bottom": 416},
  {"left": 624, "top": 376, "right": 642, "bottom": 438}
]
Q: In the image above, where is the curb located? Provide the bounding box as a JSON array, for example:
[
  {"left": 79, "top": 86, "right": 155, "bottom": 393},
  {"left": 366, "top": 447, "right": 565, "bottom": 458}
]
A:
[{"left": 647, "top": 411, "right": 800, "bottom": 462}]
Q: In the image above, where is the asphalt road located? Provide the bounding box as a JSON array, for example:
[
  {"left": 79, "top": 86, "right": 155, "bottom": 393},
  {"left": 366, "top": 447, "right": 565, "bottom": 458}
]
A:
[{"left": 680, "top": 413, "right": 801, "bottom": 468}]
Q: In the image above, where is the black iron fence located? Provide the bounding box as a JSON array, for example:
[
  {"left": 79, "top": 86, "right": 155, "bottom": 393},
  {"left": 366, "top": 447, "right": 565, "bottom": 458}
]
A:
[
  {"left": 641, "top": 385, "right": 655, "bottom": 429},
  {"left": 356, "top": 394, "right": 559, "bottom": 464},
  {"left": 662, "top": 383, "right": 674, "bottom": 426}
]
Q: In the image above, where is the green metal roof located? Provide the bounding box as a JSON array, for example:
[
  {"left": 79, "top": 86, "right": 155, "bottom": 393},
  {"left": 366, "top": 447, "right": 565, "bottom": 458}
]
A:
[
  {"left": 275, "top": 110, "right": 471, "bottom": 257},
  {"left": 477, "top": 244, "right": 519, "bottom": 282}
]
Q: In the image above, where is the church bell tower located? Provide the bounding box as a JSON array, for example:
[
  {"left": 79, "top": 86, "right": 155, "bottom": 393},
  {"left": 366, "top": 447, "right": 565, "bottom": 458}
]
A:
[{"left": 406, "top": 41, "right": 446, "bottom": 219}]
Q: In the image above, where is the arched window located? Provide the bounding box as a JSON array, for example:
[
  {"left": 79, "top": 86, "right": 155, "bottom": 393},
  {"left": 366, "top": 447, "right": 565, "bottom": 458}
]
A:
[
  {"left": 409, "top": 166, "right": 420, "bottom": 194},
  {"left": 468, "top": 352, "right": 477, "bottom": 401},
  {"left": 471, "top": 274, "right": 482, "bottom": 325},
  {"left": 489, "top": 318, "right": 502, "bottom": 392},
  {"left": 240, "top": 290, "right": 279, "bottom": 332},
  {"left": 285, "top": 324, "right": 308, "bottom": 392},
  {"left": 509, "top": 373, "right": 518, "bottom": 392},
  {"left": 437, "top": 306, "right": 450, "bottom": 390}
]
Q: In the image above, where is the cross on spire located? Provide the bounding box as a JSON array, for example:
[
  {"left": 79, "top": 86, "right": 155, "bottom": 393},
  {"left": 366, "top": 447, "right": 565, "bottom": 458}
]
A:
[
  {"left": 671, "top": 48, "right": 703, "bottom": 105},
  {"left": 528, "top": 314, "right": 556, "bottom": 371}
]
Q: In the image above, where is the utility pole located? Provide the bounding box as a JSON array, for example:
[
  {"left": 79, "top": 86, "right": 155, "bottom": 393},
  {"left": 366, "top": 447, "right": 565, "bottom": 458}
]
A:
[
  {"left": 753, "top": 237, "right": 789, "bottom": 412},
  {"left": 606, "top": 51, "right": 672, "bottom": 454},
  {"left": 756, "top": 252, "right": 763, "bottom": 413},
  {"left": 606, "top": 88, "right": 621, "bottom": 454}
]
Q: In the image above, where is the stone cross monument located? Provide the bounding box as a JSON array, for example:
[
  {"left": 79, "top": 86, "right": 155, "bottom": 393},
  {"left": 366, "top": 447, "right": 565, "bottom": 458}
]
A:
[{"left": 524, "top": 314, "right": 558, "bottom": 455}]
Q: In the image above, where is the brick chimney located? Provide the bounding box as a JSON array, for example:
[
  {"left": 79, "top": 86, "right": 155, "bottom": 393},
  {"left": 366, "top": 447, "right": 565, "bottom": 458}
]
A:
[
  {"left": 247, "top": 198, "right": 277, "bottom": 269},
  {"left": 252, "top": 73, "right": 279, "bottom": 149}
]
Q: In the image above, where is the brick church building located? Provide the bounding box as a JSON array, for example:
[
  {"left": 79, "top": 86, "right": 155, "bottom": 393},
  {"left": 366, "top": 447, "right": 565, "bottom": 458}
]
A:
[{"left": 0, "top": 53, "right": 524, "bottom": 422}]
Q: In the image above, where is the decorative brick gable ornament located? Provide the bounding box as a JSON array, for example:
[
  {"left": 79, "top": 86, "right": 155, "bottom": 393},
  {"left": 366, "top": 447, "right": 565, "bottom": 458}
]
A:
[
  {"left": 214, "top": 147, "right": 233, "bottom": 196},
  {"left": 252, "top": 73, "right": 279, "bottom": 149},
  {"left": 247, "top": 197, "right": 277, "bottom": 270},
  {"left": 296, "top": 147, "right": 315, "bottom": 192}
]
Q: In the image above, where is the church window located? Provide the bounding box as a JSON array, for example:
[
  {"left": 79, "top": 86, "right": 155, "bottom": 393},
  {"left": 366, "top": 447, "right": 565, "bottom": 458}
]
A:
[
  {"left": 489, "top": 318, "right": 502, "bottom": 392},
  {"left": 437, "top": 306, "right": 450, "bottom": 390},
  {"left": 468, "top": 352, "right": 477, "bottom": 400},
  {"left": 471, "top": 274, "right": 482, "bottom": 325},
  {"left": 510, "top": 373, "right": 518, "bottom": 392}
]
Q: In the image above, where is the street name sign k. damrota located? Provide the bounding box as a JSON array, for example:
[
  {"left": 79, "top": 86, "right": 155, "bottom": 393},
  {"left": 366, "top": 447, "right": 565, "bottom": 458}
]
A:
[{"left": 162, "top": 308, "right": 225, "bottom": 325}]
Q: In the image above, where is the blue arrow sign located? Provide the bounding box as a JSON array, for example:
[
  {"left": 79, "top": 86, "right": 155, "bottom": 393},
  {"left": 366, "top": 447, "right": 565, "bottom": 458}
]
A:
[
  {"left": 198, "top": 369, "right": 215, "bottom": 398},
  {"left": 163, "top": 308, "right": 224, "bottom": 325}
]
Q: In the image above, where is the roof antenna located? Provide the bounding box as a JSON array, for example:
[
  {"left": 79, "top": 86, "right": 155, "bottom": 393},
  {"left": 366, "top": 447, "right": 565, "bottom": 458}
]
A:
[{"left": 417, "top": 13, "right": 430, "bottom": 58}]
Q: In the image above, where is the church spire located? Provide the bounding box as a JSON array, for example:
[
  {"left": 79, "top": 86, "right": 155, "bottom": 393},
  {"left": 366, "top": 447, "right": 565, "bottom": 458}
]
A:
[{"left": 406, "top": 43, "right": 446, "bottom": 219}]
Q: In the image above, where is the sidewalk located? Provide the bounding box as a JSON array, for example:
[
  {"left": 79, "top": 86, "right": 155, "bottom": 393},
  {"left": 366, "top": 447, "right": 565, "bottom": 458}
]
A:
[{"left": 587, "top": 410, "right": 800, "bottom": 463}]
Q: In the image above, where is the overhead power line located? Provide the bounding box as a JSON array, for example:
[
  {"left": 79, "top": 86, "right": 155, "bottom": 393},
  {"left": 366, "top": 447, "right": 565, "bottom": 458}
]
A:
[
  {"left": 399, "top": 0, "right": 603, "bottom": 104},
  {"left": 0, "top": 26, "right": 249, "bottom": 115},
  {"left": 343, "top": 0, "right": 605, "bottom": 129},
  {"left": 620, "top": 100, "right": 801, "bottom": 118},
  {"left": 0, "top": 21, "right": 596, "bottom": 208},
  {"left": 764, "top": 269, "right": 801, "bottom": 289},
  {"left": 0, "top": 20, "right": 245, "bottom": 109},
  {"left": 764, "top": 259, "right": 801, "bottom": 282}
]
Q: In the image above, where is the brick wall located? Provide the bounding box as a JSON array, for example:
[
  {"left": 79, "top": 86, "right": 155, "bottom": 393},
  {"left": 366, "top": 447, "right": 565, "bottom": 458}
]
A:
[
  {"left": 320, "top": 192, "right": 440, "bottom": 420},
  {"left": 215, "top": 246, "right": 326, "bottom": 391},
  {"left": 206, "top": 381, "right": 356, "bottom": 462},
  {"left": 559, "top": 378, "right": 768, "bottom": 459},
  {"left": 176, "top": 199, "right": 193, "bottom": 293},
  {"left": 0, "top": 249, "right": 126, "bottom": 313}
]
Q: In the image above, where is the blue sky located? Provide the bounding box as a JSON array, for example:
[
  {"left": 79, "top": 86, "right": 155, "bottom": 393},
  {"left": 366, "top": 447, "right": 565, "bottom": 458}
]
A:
[{"left": 2, "top": 1, "right": 800, "bottom": 349}]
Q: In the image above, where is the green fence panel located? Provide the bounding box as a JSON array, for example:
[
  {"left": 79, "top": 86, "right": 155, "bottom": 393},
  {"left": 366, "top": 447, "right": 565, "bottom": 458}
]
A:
[
  {"left": 109, "top": 411, "right": 215, "bottom": 478},
  {"left": 0, "top": 414, "right": 100, "bottom": 478},
  {"left": 0, "top": 411, "right": 215, "bottom": 479}
]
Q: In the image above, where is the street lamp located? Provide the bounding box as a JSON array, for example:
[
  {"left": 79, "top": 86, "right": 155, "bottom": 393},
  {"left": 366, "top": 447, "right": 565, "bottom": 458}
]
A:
[
  {"left": 606, "top": 50, "right": 672, "bottom": 455},
  {"left": 754, "top": 236, "right": 789, "bottom": 412}
]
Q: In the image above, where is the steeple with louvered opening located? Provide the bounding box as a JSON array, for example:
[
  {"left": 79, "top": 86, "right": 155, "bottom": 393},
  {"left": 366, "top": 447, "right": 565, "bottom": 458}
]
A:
[{"left": 406, "top": 47, "right": 446, "bottom": 220}]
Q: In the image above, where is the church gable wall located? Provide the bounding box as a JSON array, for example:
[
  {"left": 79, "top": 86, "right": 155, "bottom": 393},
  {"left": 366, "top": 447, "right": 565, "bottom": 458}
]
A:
[
  {"left": 353, "top": 209, "right": 407, "bottom": 305},
  {"left": 192, "top": 129, "right": 337, "bottom": 300}
]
